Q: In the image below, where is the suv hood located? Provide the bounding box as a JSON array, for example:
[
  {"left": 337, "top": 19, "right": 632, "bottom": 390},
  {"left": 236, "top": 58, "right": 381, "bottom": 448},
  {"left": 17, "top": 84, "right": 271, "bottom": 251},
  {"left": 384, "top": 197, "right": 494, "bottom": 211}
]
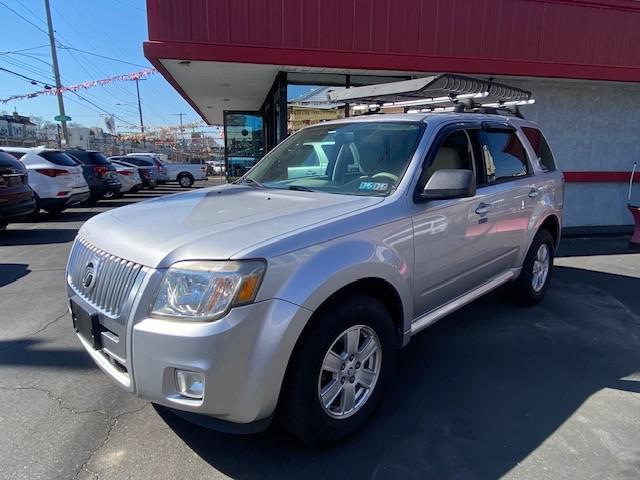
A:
[{"left": 80, "top": 184, "right": 383, "bottom": 267}]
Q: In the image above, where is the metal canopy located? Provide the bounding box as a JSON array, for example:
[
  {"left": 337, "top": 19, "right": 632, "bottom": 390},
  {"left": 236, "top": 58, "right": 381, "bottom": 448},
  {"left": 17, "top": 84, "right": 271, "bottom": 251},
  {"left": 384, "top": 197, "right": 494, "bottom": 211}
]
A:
[{"left": 327, "top": 73, "right": 532, "bottom": 107}]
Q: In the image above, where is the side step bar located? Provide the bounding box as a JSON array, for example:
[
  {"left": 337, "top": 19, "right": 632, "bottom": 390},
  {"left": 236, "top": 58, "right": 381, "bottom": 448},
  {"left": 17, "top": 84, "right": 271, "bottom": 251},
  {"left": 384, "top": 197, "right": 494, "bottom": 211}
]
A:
[{"left": 410, "top": 270, "right": 516, "bottom": 336}]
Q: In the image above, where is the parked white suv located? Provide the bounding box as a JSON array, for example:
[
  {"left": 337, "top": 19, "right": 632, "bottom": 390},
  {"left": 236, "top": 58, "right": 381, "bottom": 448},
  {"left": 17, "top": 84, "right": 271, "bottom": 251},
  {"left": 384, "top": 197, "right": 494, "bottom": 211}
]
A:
[
  {"left": 3, "top": 147, "right": 89, "bottom": 214},
  {"left": 67, "top": 110, "right": 562, "bottom": 446}
]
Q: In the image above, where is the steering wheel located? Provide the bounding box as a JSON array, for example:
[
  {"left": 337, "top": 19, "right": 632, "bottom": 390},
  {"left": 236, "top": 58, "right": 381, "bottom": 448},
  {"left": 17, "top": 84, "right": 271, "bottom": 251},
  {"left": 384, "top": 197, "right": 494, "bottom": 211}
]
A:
[{"left": 371, "top": 172, "right": 399, "bottom": 184}]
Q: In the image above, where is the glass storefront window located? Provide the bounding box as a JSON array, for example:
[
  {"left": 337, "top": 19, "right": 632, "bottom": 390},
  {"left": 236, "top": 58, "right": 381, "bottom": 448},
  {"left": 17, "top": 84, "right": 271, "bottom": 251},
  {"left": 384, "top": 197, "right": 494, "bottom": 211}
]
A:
[{"left": 224, "top": 112, "right": 264, "bottom": 181}]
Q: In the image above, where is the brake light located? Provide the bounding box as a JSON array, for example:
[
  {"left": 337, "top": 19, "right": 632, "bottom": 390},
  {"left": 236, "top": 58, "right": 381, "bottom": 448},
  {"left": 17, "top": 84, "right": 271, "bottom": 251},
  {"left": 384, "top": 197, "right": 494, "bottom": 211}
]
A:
[
  {"left": 117, "top": 170, "right": 132, "bottom": 176},
  {"left": 35, "top": 168, "right": 70, "bottom": 177},
  {"left": 93, "top": 165, "right": 109, "bottom": 178}
]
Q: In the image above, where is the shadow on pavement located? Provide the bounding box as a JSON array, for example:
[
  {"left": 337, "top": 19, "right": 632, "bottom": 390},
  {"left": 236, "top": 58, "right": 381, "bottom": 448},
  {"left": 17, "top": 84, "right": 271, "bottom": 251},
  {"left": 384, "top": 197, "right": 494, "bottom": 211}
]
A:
[
  {"left": 0, "top": 338, "right": 96, "bottom": 369},
  {"left": 0, "top": 263, "right": 31, "bottom": 287},
  {"left": 0, "top": 228, "right": 79, "bottom": 246},
  {"left": 157, "top": 268, "right": 640, "bottom": 479}
]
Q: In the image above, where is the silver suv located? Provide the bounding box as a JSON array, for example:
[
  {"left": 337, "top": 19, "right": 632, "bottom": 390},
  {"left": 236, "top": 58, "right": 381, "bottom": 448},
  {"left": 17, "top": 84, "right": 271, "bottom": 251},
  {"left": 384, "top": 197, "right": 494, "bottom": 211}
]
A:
[{"left": 66, "top": 112, "right": 563, "bottom": 446}]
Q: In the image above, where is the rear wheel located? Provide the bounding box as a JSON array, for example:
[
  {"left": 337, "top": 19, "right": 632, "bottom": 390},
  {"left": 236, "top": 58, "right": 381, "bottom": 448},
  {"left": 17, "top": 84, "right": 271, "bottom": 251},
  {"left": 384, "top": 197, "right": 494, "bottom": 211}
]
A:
[
  {"left": 178, "top": 174, "right": 194, "bottom": 188},
  {"left": 509, "top": 229, "right": 554, "bottom": 305},
  {"left": 44, "top": 206, "right": 65, "bottom": 215},
  {"left": 282, "top": 296, "right": 396, "bottom": 446}
]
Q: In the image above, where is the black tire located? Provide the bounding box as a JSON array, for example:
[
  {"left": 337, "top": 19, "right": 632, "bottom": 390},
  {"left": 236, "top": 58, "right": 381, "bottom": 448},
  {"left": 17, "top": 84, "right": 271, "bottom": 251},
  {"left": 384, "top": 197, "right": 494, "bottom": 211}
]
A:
[
  {"left": 44, "top": 207, "right": 65, "bottom": 215},
  {"left": 282, "top": 295, "right": 396, "bottom": 447},
  {"left": 0, "top": 221, "right": 7, "bottom": 231},
  {"left": 102, "top": 190, "right": 116, "bottom": 199},
  {"left": 508, "top": 228, "right": 554, "bottom": 305},
  {"left": 178, "top": 174, "right": 194, "bottom": 188}
]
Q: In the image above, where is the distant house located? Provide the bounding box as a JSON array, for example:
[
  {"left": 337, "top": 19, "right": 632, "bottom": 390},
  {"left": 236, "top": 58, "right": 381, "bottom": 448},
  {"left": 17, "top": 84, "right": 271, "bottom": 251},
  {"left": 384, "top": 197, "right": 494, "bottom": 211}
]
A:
[{"left": 0, "top": 112, "right": 38, "bottom": 146}]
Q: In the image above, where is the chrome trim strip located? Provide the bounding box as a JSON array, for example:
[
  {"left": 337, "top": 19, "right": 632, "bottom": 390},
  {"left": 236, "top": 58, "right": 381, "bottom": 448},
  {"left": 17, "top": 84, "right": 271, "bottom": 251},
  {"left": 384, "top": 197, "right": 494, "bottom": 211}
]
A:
[{"left": 411, "top": 269, "right": 516, "bottom": 335}]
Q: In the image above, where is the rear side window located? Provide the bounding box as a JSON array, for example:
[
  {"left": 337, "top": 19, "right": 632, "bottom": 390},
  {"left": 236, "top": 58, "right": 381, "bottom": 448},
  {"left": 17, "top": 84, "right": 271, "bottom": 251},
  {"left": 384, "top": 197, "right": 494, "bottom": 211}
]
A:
[
  {"left": 39, "top": 151, "right": 78, "bottom": 167},
  {"left": 522, "top": 127, "right": 556, "bottom": 172},
  {"left": 480, "top": 131, "right": 529, "bottom": 184}
]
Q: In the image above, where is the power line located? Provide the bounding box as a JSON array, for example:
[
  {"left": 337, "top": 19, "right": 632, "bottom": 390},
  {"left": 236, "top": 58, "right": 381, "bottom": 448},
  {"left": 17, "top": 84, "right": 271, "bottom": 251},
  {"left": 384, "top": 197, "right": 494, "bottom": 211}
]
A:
[
  {"left": 0, "top": 45, "right": 49, "bottom": 56},
  {"left": 0, "top": 0, "right": 49, "bottom": 37},
  {"left": 69, "top": 91, "right": 137, "bottom": 128},
  {"left": 0, "top": 65, "right": 51, "bottom": 87},
  {"left": 59, "top": 46, "right": 149, "bottom": 69}
]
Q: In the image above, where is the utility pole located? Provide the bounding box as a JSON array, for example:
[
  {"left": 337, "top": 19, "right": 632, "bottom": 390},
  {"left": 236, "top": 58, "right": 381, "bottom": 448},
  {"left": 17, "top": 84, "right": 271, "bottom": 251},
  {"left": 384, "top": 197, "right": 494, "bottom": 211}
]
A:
[
  {"left": 44, "top": 0, "right": 69, "bottom": 145},
  {"left": 135, "top": 78, "right": 145, "bottom": 148}
]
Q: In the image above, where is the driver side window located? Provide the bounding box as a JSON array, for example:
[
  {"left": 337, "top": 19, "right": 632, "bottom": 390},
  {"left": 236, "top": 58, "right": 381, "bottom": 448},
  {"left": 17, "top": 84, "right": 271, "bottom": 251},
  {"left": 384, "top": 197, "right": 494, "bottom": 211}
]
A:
[{"left": 424, "top": 130, "right": 475, "bottom": 184}]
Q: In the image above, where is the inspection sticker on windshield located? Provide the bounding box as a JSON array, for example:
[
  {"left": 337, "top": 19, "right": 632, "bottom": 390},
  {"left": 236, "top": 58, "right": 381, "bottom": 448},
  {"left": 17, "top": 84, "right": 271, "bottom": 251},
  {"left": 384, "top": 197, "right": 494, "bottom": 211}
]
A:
[{"left": 359, "top": 181, "right": 388, "bottom": 192}]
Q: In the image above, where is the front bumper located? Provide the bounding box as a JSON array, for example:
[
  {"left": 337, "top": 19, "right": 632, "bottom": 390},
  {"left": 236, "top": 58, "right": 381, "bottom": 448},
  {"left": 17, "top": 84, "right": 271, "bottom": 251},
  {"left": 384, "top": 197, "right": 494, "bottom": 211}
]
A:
[{"left": 70, "top": 277, "right": 312, "bottom": 427}]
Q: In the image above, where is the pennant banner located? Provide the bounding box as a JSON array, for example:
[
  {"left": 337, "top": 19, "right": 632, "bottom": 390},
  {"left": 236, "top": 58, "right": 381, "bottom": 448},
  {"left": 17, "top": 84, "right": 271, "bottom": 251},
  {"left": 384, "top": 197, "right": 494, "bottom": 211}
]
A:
[{"left": 1, "top": 68, "right": 157, "bottom": 105}]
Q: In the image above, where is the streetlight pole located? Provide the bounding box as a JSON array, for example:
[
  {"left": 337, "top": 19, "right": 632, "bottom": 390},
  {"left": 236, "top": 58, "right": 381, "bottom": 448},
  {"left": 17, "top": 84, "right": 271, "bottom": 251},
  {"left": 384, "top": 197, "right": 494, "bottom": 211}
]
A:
[
  {"left": 135, "top": 78, "right": 145, "bottom": 148},
  {"left": 44, "top": 0, "right": 69, "bottom": 145}
]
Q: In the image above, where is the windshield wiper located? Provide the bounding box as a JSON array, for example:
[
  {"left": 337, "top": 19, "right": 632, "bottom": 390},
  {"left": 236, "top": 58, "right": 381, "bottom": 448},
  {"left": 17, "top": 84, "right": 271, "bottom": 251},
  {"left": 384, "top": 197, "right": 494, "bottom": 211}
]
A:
[
  {"left": 288, "top": 185, "right": 315, "bottom": 192},
  {"left": 239, "top": 178, "right": 265, "bottom": 188}
]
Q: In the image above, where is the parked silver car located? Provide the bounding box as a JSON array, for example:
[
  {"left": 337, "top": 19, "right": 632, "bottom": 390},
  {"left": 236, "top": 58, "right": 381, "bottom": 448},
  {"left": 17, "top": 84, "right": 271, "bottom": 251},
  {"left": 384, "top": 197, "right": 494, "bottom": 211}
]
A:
[{"left": 66, "top": 112, "right": 563, "bottom": 445}]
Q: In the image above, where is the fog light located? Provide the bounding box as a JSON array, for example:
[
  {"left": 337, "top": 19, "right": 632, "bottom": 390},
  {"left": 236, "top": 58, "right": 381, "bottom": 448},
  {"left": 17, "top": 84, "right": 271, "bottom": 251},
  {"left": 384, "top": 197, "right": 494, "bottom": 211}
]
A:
[{"left": 175, "top": 370, "right": 204, "bottom": 399}]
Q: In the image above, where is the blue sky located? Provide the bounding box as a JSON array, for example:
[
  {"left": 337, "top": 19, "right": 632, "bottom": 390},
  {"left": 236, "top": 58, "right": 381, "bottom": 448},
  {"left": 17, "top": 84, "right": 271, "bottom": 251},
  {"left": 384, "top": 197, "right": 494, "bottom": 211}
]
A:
[{"left": 0, "top": 0, "right": 313, "bottom": 132}]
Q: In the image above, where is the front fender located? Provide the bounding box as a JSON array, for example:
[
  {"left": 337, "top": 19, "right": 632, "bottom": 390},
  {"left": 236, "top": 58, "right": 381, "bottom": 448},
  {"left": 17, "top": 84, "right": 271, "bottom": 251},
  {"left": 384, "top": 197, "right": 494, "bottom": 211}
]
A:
[{"left": 257, "top": 220, "right": 414, "bottom": 335}]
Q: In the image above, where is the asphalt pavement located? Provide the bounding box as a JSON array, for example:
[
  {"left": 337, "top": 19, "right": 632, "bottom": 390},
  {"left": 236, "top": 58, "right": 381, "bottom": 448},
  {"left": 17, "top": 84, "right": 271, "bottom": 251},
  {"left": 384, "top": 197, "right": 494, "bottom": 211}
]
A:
[{"left": 1, "top": 182, "right": 639, "bottom": 480}]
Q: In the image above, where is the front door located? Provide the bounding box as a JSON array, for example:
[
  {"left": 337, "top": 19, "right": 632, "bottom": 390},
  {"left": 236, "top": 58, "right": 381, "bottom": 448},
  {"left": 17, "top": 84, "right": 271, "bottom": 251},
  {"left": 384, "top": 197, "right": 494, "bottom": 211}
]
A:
[{"left": 411, "top": 126, "right": 505, "bottom": 317}]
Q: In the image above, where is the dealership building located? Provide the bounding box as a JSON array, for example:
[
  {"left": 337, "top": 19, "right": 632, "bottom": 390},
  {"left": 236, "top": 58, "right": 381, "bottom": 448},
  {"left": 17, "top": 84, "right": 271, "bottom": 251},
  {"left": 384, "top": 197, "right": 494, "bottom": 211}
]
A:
[{"left": 144, "top": 0, "right": 640, "bottom": 230}]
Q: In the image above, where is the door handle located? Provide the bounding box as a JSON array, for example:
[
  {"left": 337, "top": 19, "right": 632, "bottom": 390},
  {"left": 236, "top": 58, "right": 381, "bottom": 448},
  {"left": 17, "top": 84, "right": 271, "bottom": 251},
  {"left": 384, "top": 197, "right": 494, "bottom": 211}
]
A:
[
  {"left": 475, "top": 203, "right": 492, "bottom": 216},
  {"left": 528, "top": 188, "right": 540, "bottom": 199}
]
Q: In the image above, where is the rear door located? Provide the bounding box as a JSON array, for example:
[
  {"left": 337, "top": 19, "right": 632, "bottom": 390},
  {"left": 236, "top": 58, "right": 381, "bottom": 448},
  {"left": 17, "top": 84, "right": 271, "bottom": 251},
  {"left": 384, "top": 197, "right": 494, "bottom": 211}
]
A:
[{"left": 476, "top": 124, "right": 538, "bottom": 269}]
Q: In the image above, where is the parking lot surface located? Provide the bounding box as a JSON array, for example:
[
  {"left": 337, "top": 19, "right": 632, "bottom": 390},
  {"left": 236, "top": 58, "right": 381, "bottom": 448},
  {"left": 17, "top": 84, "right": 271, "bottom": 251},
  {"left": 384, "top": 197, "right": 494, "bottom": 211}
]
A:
[{"left": 1, "top": 182, "right": 639, "bottom": 480}]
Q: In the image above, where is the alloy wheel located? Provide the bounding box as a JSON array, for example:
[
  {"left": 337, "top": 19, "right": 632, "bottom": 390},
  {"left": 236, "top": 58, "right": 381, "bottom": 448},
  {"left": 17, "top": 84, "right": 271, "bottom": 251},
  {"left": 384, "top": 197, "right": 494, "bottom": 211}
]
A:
[
  {"left": 317, "top": 325, "right": 382, "bottom": 419},
  {"left": 532, "top": 243, "right": 550, "bottom": 292}
]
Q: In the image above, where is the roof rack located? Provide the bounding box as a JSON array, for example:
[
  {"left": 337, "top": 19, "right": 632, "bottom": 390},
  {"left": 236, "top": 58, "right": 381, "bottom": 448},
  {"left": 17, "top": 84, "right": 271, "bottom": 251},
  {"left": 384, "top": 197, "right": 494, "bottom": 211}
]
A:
[{"left": 327, "top": 73, "right": 534, "bottom": 117}]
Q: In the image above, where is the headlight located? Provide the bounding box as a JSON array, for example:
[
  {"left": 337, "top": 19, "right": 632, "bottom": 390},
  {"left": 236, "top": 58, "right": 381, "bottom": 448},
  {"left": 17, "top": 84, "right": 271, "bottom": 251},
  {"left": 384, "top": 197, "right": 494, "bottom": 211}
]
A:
[{"left": 150, "top": 260, "right": 266, "bottom": 322}]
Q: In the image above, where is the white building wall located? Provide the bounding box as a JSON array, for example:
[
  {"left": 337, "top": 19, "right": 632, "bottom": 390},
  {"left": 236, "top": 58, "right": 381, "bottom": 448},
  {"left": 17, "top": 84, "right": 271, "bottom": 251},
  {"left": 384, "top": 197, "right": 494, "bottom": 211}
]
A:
[
  {"left": 512, "top": 78, "right": 640, "bottom": 227},
  {"left": 67, "top": 127, "right": 91, "bottom": 149}
]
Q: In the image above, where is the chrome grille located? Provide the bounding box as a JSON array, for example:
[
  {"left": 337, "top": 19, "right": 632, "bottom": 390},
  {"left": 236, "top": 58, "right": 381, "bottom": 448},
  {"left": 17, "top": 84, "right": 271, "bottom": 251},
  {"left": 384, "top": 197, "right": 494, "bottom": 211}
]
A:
[{"left": 67, "top": 237, "right": 142, "bottom": 317}]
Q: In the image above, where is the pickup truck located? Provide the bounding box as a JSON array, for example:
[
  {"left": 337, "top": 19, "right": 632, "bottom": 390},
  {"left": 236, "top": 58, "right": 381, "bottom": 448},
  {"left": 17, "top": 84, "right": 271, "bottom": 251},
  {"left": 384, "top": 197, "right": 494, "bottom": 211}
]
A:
[{"left": 163, "top": 162, "right": 207, "bottom": 187}]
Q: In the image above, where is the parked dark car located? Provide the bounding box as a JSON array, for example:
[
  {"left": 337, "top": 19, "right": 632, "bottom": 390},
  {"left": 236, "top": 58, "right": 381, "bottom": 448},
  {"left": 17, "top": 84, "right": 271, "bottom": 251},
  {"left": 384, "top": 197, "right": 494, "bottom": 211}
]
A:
[
  {"left": 65, "top": 149, "right": 121, "bottom": 203},
  {"left": 110, "top": 156, "right": 158, "bottom": 189},
  {"left": 0, "top": 150, "right": 36, "bottom": 229}
]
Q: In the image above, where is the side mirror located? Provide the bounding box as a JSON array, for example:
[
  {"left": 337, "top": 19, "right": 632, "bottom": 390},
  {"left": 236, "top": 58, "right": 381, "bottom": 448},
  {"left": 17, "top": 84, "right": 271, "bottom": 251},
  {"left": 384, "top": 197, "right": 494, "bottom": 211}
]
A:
[{"left": 420, "top": 169, "right": 476, "bottom": 201}]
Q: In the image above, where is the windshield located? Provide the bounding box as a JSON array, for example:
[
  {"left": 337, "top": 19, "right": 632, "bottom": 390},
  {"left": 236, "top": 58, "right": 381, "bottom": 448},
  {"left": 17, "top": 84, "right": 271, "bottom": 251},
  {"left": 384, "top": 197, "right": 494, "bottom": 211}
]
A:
[{"left": 244, "top": 122, "right": 423, "bottom": 196}]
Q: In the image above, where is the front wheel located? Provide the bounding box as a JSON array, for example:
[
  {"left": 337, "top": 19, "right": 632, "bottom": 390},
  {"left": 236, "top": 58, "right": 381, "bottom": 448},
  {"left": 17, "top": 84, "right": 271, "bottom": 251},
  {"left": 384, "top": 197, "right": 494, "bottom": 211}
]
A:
[
  {"left": 508, "top": 229, "right": 554, "bottom": 305},
  {"left": 282, "top": 296, "right": 396, "bottom": 446},
  {"left": 178, "top": 174, "right": 194, "bottom": 188}
]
